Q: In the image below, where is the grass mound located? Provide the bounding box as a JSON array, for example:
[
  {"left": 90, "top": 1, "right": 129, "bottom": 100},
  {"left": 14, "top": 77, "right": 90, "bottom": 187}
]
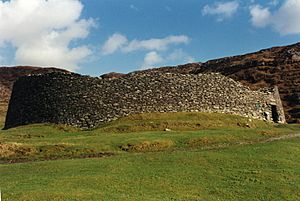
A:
[{"left": 97, "top": 112, "right": 272, "bottom": 133}]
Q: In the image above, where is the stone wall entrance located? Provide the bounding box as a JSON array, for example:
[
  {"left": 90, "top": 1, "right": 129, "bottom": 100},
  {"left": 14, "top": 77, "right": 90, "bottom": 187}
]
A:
[{"left": 271, "top": 105, "right": 279, "bottom": 123}]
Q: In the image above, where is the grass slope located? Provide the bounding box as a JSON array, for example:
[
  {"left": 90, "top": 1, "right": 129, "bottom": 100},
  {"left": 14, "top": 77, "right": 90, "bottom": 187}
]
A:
[{"left": 0, "top": 112, "right": 300, "bottom": 200}]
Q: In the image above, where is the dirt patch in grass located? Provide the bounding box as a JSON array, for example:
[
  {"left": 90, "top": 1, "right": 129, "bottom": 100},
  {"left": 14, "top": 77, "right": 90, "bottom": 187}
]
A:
[{"left": 120, "top": 140, "right": 174, "bottom": 152}]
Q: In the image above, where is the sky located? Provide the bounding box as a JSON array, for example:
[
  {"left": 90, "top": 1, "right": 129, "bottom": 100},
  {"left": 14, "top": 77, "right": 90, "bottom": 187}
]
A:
[{"left": 1, "top": 0, "right": 300, "bottom": 76}]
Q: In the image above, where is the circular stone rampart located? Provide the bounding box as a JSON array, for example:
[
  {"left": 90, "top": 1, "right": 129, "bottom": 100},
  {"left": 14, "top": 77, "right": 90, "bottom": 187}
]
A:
[{"left": 4, "top": 72, "right": 284, "bottom": 129}]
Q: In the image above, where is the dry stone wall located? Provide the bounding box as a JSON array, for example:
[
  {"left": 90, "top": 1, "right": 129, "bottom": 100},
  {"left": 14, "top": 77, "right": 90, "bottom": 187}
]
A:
[{"left": 4, "top": 72, "right": 285, "bottom": 129}]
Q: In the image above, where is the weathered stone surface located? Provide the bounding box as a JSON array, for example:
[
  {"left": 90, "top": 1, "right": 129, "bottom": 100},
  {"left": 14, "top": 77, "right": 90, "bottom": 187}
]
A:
[{"left": 4, "top": 72, "right": 285, "bottom": 129}]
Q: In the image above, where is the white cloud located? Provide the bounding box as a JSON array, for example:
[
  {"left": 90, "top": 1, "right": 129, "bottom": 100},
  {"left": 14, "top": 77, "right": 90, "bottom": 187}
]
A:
[
  {"left": 142, "top": 51, "right": 164, "bottom": 69},
  {"left": 123, "top": 35, "right": 189, "bottom": 53},
  {"left": 202, "top": 1, "right": 239, "bottom": 21},
  {"left": 102, "top": 33, "right": 128, "bottom": 55},
  {"left": 250, "top": 0, "right": 300, "bottom": 35},
  {"left": 101, "top": 33, "right": 192, "bottom": 69},
  {"left": 15, "top": 44, "right": 91, "bottom": 70},
  {"left": 250, "top": 5, "right": 271, "bottom": 27},
  {"left": 101, "top": 34, "right": 189, "bottom": 55},
  {"left": 0, "top": 0, "right": 95, "bottom": 71},
  {"left": 167, "top": 49, "right": 195, "bottom": 63},
  {"left": 141, "top": 49, "right": 195, "bottom": 69}
]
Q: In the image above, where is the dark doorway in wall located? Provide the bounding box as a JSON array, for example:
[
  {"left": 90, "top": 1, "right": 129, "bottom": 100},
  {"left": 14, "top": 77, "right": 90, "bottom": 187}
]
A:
[{"left": 271, "top": 105, "right": 279, "bottom": 123}]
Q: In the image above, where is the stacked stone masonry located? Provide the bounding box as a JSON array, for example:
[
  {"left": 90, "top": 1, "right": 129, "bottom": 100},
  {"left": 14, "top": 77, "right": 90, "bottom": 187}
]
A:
[{"left": 4, "top": 72, "right": 286, "bottom": 129}]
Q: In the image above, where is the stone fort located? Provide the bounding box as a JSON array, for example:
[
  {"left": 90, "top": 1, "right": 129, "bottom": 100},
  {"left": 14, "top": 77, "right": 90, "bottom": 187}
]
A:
[{"left": 4, "top": 71, "right": 286, "bottom": 129}]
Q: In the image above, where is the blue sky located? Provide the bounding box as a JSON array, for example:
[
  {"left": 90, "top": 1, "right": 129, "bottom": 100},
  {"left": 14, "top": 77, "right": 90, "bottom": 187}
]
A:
[{"left": 0, "top": 0, "right": 300, "bottom": 76}]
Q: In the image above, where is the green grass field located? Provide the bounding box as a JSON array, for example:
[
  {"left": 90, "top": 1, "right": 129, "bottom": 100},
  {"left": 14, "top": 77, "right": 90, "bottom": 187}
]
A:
[{"left": 1, "top": 112, "right": 300, "bottom": 200}]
